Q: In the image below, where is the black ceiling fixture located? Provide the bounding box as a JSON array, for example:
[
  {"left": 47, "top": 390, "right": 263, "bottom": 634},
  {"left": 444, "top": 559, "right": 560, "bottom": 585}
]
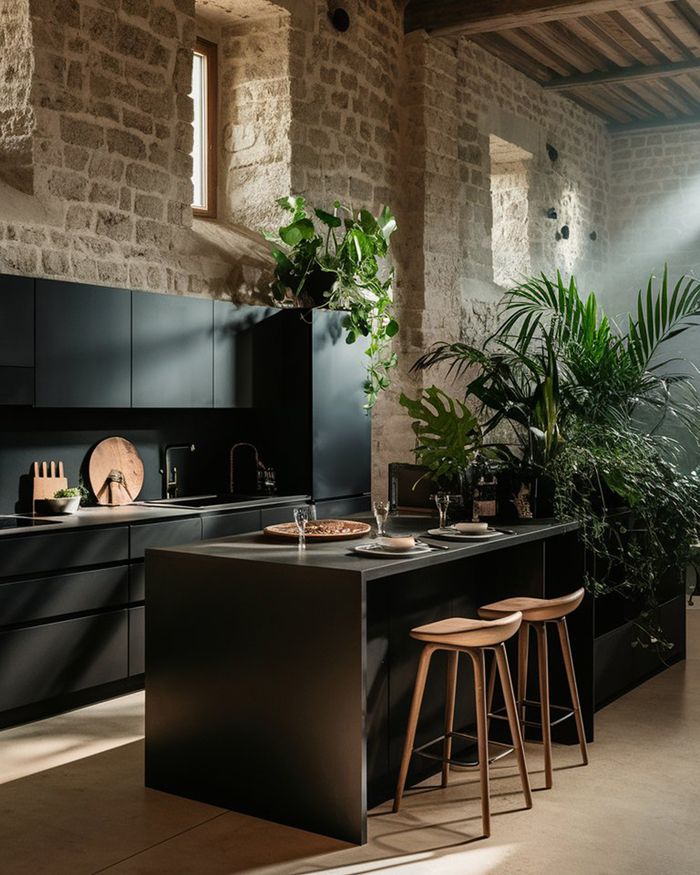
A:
[
  {"left": 546, "top": 143, "right": 559, "bottom": 162},
  {"left": 546, "top": 207, "right": 557, "bottom": 219},
  {"left": 328, "top": 2, "right": 350, "bottom": 31},
  {"left": 561, "top": 225, "right": 570, "bottom": 239}
]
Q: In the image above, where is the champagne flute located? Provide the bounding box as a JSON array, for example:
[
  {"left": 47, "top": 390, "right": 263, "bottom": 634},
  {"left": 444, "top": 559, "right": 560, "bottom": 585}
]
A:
[
  {"left": 372, "top": 499, "right": 390, "bottom": 537},
  {"left": 435, "top": 492, "right": 450, "bottom": 529},
  {"left": 293, "top": 506, "right": 309, "bottom": 550}
]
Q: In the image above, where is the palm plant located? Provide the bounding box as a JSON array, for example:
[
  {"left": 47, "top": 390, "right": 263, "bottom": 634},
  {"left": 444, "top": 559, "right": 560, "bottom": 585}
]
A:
[{"left": 412, "top": 267, "right": 700, "bottom": 650}]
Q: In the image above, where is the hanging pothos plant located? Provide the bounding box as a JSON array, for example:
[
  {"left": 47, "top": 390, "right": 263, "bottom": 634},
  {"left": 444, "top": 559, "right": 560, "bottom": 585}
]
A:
[{"left": 263, "top": 196, "right": 399, "bottom": 408}]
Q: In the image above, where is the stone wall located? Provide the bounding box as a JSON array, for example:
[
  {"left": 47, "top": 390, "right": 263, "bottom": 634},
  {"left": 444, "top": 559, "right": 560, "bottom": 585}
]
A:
[
  {"left": 609, "top": 126, "right": 700, "bottom": 285},
  {"left": 0, "top": 0, "right": 34, "bottom": 193},
  {"left": 0, "top": 0, "right": 271, "bottom": 296},
  {"left": 0, "top": 0, "right": 616, "bottom": 494},
  {"left": 607, "top": 124, "right": 700, "bottom": 467},
  {"left": 219, "top": 8, "right": 292, "bottom": 230}
]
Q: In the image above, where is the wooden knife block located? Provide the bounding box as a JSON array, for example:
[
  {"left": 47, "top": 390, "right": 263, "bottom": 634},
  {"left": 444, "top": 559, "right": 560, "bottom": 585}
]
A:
[{"left": 32, "top": 461, "right": 68, "bottom": 512}]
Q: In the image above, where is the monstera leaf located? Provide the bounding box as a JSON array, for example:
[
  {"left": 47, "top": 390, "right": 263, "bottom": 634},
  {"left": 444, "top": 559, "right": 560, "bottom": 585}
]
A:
[{"left": 400, "top": 386, "right": 482, "bottom": 480}]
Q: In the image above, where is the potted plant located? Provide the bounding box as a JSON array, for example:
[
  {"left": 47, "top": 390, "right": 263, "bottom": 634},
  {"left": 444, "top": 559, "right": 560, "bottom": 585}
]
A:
[
  {"left": 411, "top": 268, "right": 700, "bottom": 649},
  {"left": 264, "top": 196, "right": 399, "bottom": 408},
  {"left": 399, "top": 385, "right": 483, "bottom": 515}
]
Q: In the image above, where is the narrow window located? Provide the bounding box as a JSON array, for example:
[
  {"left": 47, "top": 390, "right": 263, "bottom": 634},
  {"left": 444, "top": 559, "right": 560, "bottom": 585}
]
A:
[{"left": 191, "top": 38, "right": 218, "bottom": 217}]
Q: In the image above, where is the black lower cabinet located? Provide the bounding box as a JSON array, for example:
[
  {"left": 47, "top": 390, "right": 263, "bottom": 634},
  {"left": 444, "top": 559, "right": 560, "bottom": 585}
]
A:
[
  {"left": 0, "top": 566, "right": 129, "bottom": 626},
  {"left": 129, "top": 607, "right": 145, "bottom": 676},
  {"left": 0, "top": 610, "right": 128, "bottom": 712},
  {"left": 315, "top": 496, "right": 370, "bottom": 518},
  {"left": 202, "top": 510, "right": 260, "bottom": 539}
]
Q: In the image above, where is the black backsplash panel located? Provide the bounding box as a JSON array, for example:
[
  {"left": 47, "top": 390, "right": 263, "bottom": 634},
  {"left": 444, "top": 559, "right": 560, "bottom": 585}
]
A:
[{"left": 0, "top": 407, "right": 299, "bottom": 514}]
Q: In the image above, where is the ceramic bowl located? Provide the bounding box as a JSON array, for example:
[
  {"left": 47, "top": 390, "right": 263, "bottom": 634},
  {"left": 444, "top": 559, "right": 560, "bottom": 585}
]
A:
[
  {"left": 454, "top": 521, "right": 489, "bottom": 534},
  {"left": 377, "top": 535, "right": 416, "bottom": 552},
  {"left": 44, "top": 496, "right": 81, "bottom": 515}
]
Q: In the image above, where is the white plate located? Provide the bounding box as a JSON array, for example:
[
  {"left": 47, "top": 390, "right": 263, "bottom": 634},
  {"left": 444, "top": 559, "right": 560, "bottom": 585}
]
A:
[
  {"left": 353, "top": 543, "right": 433, "bottom": 558},
  {"left": 426, "top": 527, "right": 504, "bottom": 541}
]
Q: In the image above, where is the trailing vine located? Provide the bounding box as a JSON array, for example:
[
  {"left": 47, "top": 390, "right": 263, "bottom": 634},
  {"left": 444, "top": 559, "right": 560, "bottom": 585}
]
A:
[{"left": 264, "top": 196, "right": 399, "bottom": 408}]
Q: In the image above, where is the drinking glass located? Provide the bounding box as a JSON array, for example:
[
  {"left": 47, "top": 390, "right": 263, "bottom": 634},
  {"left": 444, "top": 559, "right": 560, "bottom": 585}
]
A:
[
  {"left": 293, "top": 506, "right": 309, "bottom": 550},
  {"left": 372, "top": 499, "right": 390, "bottom": 537},
  {"left": 435, "top": 492, "right": 450, "bottom": 529}
]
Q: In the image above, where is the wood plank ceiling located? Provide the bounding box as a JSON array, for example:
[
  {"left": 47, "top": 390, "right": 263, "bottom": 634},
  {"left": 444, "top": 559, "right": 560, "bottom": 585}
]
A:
[{"left": 404, "top": 1, "right": 700, "bottom": 132}]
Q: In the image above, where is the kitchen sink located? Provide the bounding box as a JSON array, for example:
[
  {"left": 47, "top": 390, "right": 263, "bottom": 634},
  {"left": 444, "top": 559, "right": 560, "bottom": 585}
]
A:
[{"left": 142, "top": 494, "right": 262, "bottom": 509}]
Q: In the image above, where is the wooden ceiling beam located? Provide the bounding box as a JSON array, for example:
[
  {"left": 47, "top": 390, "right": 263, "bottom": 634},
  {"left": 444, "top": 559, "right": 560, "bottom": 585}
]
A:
[
  {"left": 404, "top": 0, "right": 655, "bottom": 37},
  {"left": 608, "top": 111, "right": 700, "bottom": 133},
  {"left": 543, "top": 58, "right": 700, "bottom": 90}
]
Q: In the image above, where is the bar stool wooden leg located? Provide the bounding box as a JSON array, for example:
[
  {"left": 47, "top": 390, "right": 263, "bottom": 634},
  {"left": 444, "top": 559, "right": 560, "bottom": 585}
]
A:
[
  {"left": 517, "top": 623, "right": 529, "bottom": 727},
  {"left": 556, "top": 618, "right": 589, "bottom": 766},
  {"left": 494, "top": 643, "right": 533, "bottom": 809},
  {"left": 534, "top": 622, "right": 553, "bottom": 789},
  {"left": 468, "top": 648, "right": 491, "bottom": 838},
  {"left": 485, "top": 650, "right": 497, "bottom": 733},
  {"left": 393, "top": 645, "right": 435, "bottom": 812},
  {"left": 442, "top": 650, "right": 459, "bottom": 787}
]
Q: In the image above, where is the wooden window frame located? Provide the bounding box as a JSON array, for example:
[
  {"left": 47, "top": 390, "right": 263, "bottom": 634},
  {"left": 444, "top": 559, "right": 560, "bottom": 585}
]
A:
[{"left": 192, "top": 37, "right": 218, "bottom": 219}]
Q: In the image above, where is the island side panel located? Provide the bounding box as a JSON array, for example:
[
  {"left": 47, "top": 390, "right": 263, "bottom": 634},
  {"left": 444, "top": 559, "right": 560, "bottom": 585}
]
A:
[{"left": 144, "top": 550, "right": 367, "bottom": 845}]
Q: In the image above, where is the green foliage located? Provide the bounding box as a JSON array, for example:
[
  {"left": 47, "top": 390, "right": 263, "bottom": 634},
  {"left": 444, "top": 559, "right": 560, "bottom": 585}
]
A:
[
  {"left": 53, "top": 487, "right": 81, "bottom": 499},
  {"left": 265, "top": 197, "right": 399, "bottom": 408},
  {"left": 399, "top": 386, "right": 482, "bottom": 481},
  {"left": 413, "top": 266, "right": 700, "bottom": 650}
]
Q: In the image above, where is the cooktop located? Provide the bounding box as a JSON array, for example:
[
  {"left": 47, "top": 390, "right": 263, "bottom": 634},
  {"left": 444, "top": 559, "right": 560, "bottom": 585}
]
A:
[{"left": 0, "top": 516, "right": 59, "bottom": 530}]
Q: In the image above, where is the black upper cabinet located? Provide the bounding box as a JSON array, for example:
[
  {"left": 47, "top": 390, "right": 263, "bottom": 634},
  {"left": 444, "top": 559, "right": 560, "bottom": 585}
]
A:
[
  {"left": 35, "top": 280, "right": 131, "bottom": 408},
  {"left": 0, "top": 274, "right": 34, "bottom": 405},
  {"left": 0, "top": 275, "right": 33, "bottom": 367},
  {"left": 312, "top": 310, "right": 371, "bottom": 500},
  {"left": 213, "top": 303, "right": 278, "bottom": 408},
  {"left": 132, "top": 292, "right": 213, "bottom": 408}
]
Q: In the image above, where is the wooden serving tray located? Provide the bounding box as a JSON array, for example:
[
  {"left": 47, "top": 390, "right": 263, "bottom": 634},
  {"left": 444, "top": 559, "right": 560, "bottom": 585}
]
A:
[{"left": 263, "top": 519, "right": 371, "bottom": 542}]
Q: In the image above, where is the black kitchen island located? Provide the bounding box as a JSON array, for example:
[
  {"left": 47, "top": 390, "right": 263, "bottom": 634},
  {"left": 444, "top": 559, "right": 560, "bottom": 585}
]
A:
[{"left": 145, "top": 518, "right": 588, "bottom": 844}]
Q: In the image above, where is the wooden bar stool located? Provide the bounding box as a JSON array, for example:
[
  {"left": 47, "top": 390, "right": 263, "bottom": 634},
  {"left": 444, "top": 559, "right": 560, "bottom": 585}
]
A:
[
  {"left": 393, "top": 611, "right": 532, "bottom": 838},
  {"left": 479, "top": 588, "right": 588, "bottom": 790}
]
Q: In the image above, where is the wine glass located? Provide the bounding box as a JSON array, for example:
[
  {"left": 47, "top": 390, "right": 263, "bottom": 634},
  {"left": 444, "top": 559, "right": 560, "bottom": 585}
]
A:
[
  {"left": 372, "top": 499, "right": 390, "bottom": 537},
  {"left": 293, "top": 506, "right": 309, "bottom": 550},
  {"left": 435, "top": 492, "right": 450, "bottom": 529}
]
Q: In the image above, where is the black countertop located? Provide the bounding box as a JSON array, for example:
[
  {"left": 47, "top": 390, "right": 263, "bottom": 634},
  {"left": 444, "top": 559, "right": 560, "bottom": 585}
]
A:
[
  {"left": 149, "top": 516, "right": 579, "bottom": 581},
  {"left": 0, "top": 494, "right": 310, "bottom": 537}
]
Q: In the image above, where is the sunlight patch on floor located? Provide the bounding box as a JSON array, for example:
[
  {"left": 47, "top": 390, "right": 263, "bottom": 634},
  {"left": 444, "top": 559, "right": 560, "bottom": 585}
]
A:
[{"left": 0, "top": 691, "right": 144, "bottom": 785}]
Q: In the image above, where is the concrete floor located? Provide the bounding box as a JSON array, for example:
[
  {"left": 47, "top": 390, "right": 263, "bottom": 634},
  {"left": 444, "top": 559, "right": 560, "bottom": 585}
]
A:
[{"left": 1, "top": 613, "right": 699, "bottom": 875}]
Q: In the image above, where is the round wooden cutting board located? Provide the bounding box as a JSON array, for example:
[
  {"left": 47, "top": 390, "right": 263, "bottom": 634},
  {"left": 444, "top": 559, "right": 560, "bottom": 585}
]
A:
[
  {"left": 89, "top": 437, "right": 145, "bottom": 506},
  {"left": 263, "top": 519, "right": 371, "bottom": 542}
]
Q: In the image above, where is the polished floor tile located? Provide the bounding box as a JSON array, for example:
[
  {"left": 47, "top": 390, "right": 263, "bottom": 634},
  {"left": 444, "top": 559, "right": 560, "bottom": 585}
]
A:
[{"left": 1, "top": 613, "right": 698, "bottom": 875}]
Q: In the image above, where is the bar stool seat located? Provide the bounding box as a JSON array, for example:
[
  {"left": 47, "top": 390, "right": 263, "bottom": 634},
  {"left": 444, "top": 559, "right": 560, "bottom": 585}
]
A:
[
  {"left": 478, "top": 588, "right": 588, "bottom": 790},
  {"left": 411, "top": 612, "right": 524, "bottom": 646},
  {"left": 394, "top": 611, "right": 532, "bottom": 838},
  {"left": 478, "top": 590, "right": 584, "bottom": 622}
]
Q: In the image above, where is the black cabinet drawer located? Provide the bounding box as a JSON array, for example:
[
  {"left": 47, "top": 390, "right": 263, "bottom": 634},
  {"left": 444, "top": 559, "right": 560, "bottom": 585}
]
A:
[
  {"left": 314, "top": 496, "right": 370, "bottom": 518},
  {"left": 202, "top": 510, "right": 260, "bottom": 540},
  {"left": 130, "top": 517, "right": 202, "bottom": 560},
  {"left": 129, "top": 606, "right": 144, "bottom": 676},
  {"left": 130, "top": 563, "right": 145, "bottom": 602},
  {"left": 0, "top": 565, "right": 129, "bottom": 627},
  {"left": 0, "top": 610, "right": 128, "bottom": 711},
  {"left": 35, "top": 280, "right": 132, "bottom": 407},
  {"left": 0, "top": 528, "right": 129, "bottom": 579},
  {"left": 260, "top": 505, "right": 299, "bottom": 527}
]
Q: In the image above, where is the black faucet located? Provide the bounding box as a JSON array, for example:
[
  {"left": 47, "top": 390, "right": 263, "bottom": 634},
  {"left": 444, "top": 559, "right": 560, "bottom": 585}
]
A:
[
  {"left": 161, "top": 443, "right": 195, "bottom": 499},
  {"left": 230, "top": 443, "right": 275, "bottom": 495}
]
